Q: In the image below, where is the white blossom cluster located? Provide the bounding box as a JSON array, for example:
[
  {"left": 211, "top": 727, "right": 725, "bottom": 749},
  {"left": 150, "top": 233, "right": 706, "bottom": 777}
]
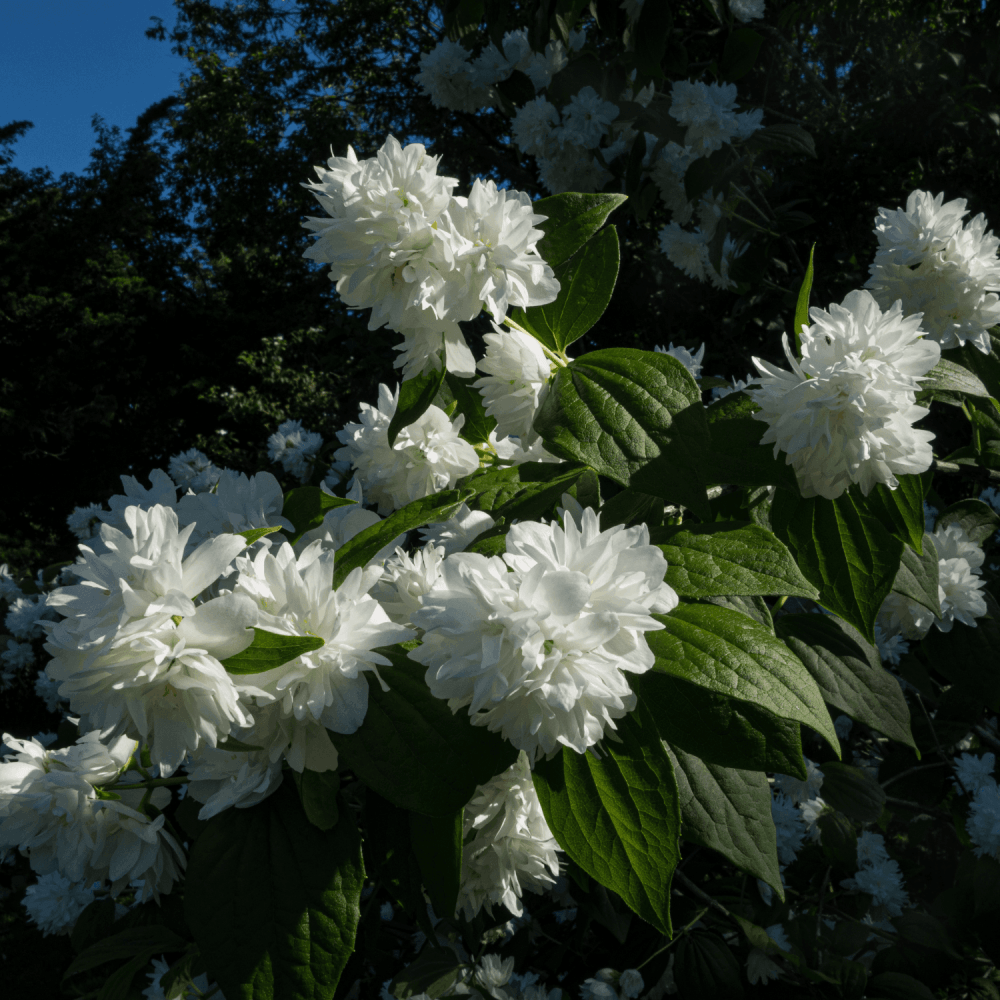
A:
[
  {"left": 267, "top": 419, "right": 324, "bottom": 483},
  {"left": 865, "top": 189, "right": 1000, "bottom": 353},
  {"left": 770, "top": 759, "right": 825, "bottom": 864},
  {"left": 22, "top": 871, "right": 97, "bottom": 936},
  {"left": 410, "top": 505, "right": 678, "bottom": 760},
  {"left": 458, "top": 751, "right": 560, "bottom": 920},
  {"left": 0, "top": 732, "right": 184, "bottom": 901},
  {"left": 747, "top": 289, "right": 941, "bottom": 499},
  {"left": 878, "top": 521, "right": 987, "bottom": 640},
  {"left": 841, "top": 831, "right": 910, "bottom": 918},
  {"left": 302, "top": 136, "right": 559, "bottom": 379}
]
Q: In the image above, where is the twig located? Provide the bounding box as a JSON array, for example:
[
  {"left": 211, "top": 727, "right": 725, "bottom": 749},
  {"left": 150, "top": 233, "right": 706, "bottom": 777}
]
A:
[
  {"left": 636, "top": 905, "right": 709, "bottom": 969},
  {"left": 976, "top": 725, "right": 1000, "bottom": 753},
  {"left": 880, "top": 762, "right": 947, "bottom": 790},
  {"left": 814, "top": 866, "right": 832, "bottom": 954},
  {"left": 673, "top": 870, "right": 732, "bottom": 919},
  {"left": 885, "top": 796, "right": 950, "bottom": 818},
  {"left": 932, "top": 459, "right": 1000, "bottom": 484}
]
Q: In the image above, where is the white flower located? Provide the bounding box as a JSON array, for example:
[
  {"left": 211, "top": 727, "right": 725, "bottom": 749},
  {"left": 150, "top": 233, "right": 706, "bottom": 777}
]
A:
[
  {"left": 372, "top": 543, "right": 446, "bottom": 626},
  {"left": 865, "top": 189, "right": 1000, "bottom": 353},
  {"left": 35, "top": 669, "right": 65, "bottom": 712},
  {"left": 177, "top": 470, "right": 294, "bottom": 547},
  {"left": 267, "top": 419, "right": 324, "bottom": 483},
  {"left": 773, "top": 758, "right": 823, "bottom": 803},
  {"left": 419, "top": 503, "right": 496, "bottom": 555},
  {"left": 142, "top": 954, "right": 214, "bottom": 1000},
  {"left": 475, "top": 329, "right": 556, "bottom": 442},
  {"left": 459, "top": 753, "right": 559, "bottom": 921},
  {"left": 416, "top": 39, "right": 492, "bottom": 112},
  {"left": 873, "top": 623, "right": 910, "bottom": 664},
  {"left": 654, "top": 342, "right": 705, "bottom": 380},
  {"left": 334, "top": 383, "right": 479, "bottom": 515},
  {"left": 223, "top": 539, "right": 414, "bottom": 738},
  {"left": 841, "top": 856, "right": 909, "bottom": 917},
  {"left": 476, "top": 954, "right": 517, "bottom": 999},
  {"left": 2, "top": 638, "right": 34, "bottom": 672},
  {"left": 747, "top": 949, "right": 783, "bottom": 985},
  {"left": 711, "top": 373, "right": 754, "bottom": 401},
  {"left": 651, "top": 142, "right": 696, "bottom": 223},
  {"left": 490, "top": 431, "right": 562, "bottom": 466},
  {"left": 537, "top": 145, "right": 612, "bottom": 194},
  {"left": 184, "top": 743, "right": 284, "bottom": 820},
  {"left": 730, "top": 0, "right": 766, "bottom": 21},
  {"left": 392, "top": 323, "right": 478, "bottom": 380},
  {"left": 771, "top": 791, "right": 806, "bottom": 864},
  {"left": 968, "top": 779, "right": 1000, "bottom": 859},
  {"left": 668, "top": 79, "right": 762, "bottom": 156},
  {"left": 557, "top": 86, "right": 619, "bottom": 150},
  {"left": 292, "top": 481, "right": 385, "bottom": 557},
  {"left": 856, "top": 831, "right": 890, "bottom": 868},
  {"left": 954, "top": 752, "right": 995, "bottom": 794},
  {"left": 95, "top": 470, "right": 179, "bottom": 534},
  {"left": 471, "top": 43, "right": 513, "bottom": 88},
  {"left": 580, "top": 977, "right": 618, "bottom": 1000},
  {"left": 43, "top": 505, "right": 251, "bottom": 774},
  {"left": 512, "top": 97, "right": 561, "bottom": 158},
  {"left": 6, "top": 594, "right": 52, "bottom": 639},
  {"left": 619, "top": 969, "right": 644, "bottom": 998},
  {"left": 0, "top": 563, "right": 22, "bottom": 602},
  {"left": 834, "top": 714, "right": 853, "bottom": 739},
  {"left": 410, "top": 508, "right": 678, "bottom": 759},
  {"left": 747, "top": 289, "right": 940, "bottom": 499},
  {"left": 658, "top": 222, "right": 709, "bottom": 281},
  {"left": 22, "top": 872, "right": 95, "bottom": 935},
  {"left": 169, "top": 449, "right": 219, "bottom": 491},
  {"left": 67, "top": 503, "right": 105, "bottom": 540},
  {"left": 441, "top": 179, "right": 560, "bottom": 323}
]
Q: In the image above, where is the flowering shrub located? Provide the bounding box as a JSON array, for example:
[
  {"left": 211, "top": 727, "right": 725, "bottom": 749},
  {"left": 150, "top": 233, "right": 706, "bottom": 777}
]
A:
[{"left": 4, "top": 12, "right": 1000, "bottom": 1000}]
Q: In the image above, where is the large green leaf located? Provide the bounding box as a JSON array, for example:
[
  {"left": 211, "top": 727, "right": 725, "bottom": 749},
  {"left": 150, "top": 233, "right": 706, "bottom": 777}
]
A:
[
  {"left": 282, "top": 486, "right": 357, "bottom": 545},
  {"left": 533, "top": 347, "right": 712, "bottom": 517},
  {"left": 511, "top": 225, "right": 619, "bottom": 353},
  {"left": 389, "top": 946, "right": 468, "bottom": 999},
  {"left": 771, "top": 490, "right": 904, "bottom": 644},
  {"left": 861, "top": 477, "right": 925, "bottom": 554},
  {"left": 330, "top": 647, "right": 517, "bottom": 816},
  {"left": 793, "top": 242, "right": 815, "bottom": 355},
  {"left": 819, "top": 761, "right": 886, "bottom": 823},
  {"left": 531, "top": 701, "right": 680, "bottom": 934},
  {"left": 441, "top": 372, "right": 496, "bottom": 446},
  {"left": 409, "top": 809, "right": 463, "bottom": 921},
  {"left": 651, "top": 521, "right": 818, "bottom": 599},
  {"left": 531, "top": 191, "right": 627, "bottom": 267},
  {"left": 674, "top": 931, "right": 746, "bottom": 999},
  {"left": 296, "top": 768, "right": 341, "bottom": 831},
  {"left": 64, "top": 926, "right": 186, "bottom": 979},
  {"left": 632, "top": 671, "right": 805, "bottom": 777},
  {"left": 221, "top": 627, "right": 324, "bottom": 675},
  {"left": 184, "top": 781, "right": 363, "bottom": 1000},
  {"left": 700, "top": 392, "right": 798, "bottom": 491},
  {"left": 459, "top": 460, "right": 598, "bottom": 523},
  {"left": 388, "top": 367, "right": 447, "bottom": 447},
  {"left": 942, "top": 329, "right": 1000, "bottom": 401},
  {"left": 647, "top": 602, "right": 840, "bottom": 752},
  {"left": 332, "top": 489, "right": 472, "bottom": 589},
  {"left": 892, "top": 542, "right": 941, "bottom": 618},
  {"left": 774, "top": 613, "right": 917, "bottom": 750},
  {"left": 598, "top": 488, "right": 664, "bottom": 529},
  {"left": 666, "top": 743, "right": 783, "bottom": 897}
]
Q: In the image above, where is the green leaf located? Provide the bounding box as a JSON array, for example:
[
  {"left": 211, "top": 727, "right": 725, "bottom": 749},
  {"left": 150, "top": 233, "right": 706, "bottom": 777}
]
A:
[
  {"left": 666, "top": 743, "right": 783, "bottom": 898},
  {"left": 675, "top": 931, "right": 745, "bottom": 998},
  {"left": 388, "top": 367, "right": 447, "bottom": 447},
  {"left": 389, "top": 946, "right": 468, "bottom": 999},
  {"left": 511, "top": 225, "right": 619, "bottom": 353},
  {"left": 364, "top": 792, "right": 428, "bottom": 919},
  {"left": 534, "top": 348, "right": 712, "bottom": 517},
  {"left": 745, "top": 123, "right": 817, "bottom": 158},
  {"left": 443, "top": 372, "right": 496, "bottom": 445},
  {"left": 332, "top": 489, "right": 472, "bottom": 589},
  {"left": 936, "top": 498, "right": 1000, "bottom": 547},
  {"left": 64, "top": 925, "right": 186, "bottom": 979},
  {"left": 819, "top": 761, "right": 886, "bottom": 823},
  {"left": 941, "top": 330, "right": 1000, "bottom": 401},
  {"left": 298, "top": 768, "right": 341, "bottom": 831},
  {"left": 281, "top": 486, "right": 357, "bottom": 544},
  {"left": 869, "top": 971, "right": 936, "bottom": 1000},
  {"left": 632, "top": 671, "right": 805, "bottom": 777},
  {"left": 793, "top": 245, "right": 815, "bottom": 355},
  {"left": 185, "top": 781, "right": 363, "bottom": 1000},
  {"left": 684, "top": 145, "right": 734, "bottom": 203},
  {"left": 633, "top": 0, "right": 671, "bottom": 77},
  {"left": 720, "top": 27, "right": 763, "bottom": 82},
  {"left": 774, "top": 613, "right": 917, "bottom": 750},
  {"left": 460, "top": 460, "right": 598, "bottom": 523},
  {"left": 330, "top": 646, "right": 517, "bottom": 816},
  {"left": 531, "top": 191, "right": 627, "bottom": 267},
  {"left": 238, "top": 525, "right": 283, "bottom": 545},
  {"left": 892, "top": 542, "right": 941, "bottom": 618},
  {"left": 922, "top": 357, "right": 992, "bottom": 399},
  {"left": 648, "top": 602, "right": 840, "bottom": 753},
  {"left": 699, "top": 593, "right": 774, "bottom": 630},
  {"left": 862, "top": 477, "right": 926, "bottom": 553},
  {"left": 701, "top": 392, "right": 799, "bottom": 491},
  {"left": 409, "top": 809, "right": 462, "bottom": 920},
  {"left": 532, "top": 701, "right": 680, "bottom": 934},
  {"left": 818, "top": 811, "right": 860, "bottom": 871},
  {"left": 220, "top": 627, "right": 324, "bottom": 675},
  {"left": 771, "top": 490, "right": 903, "bottom": 644},
  {"left": 598, "top": 488, "right": 664, "bottom": 529},
  {"left": 98, "top": 951, "right": 163, "bottom": 1000},
  {"left": 70, "top": 897, "right": 117, "bottom": 955},
  {"left": 651, "top": 521, "right": 819, "bottom": 599}
]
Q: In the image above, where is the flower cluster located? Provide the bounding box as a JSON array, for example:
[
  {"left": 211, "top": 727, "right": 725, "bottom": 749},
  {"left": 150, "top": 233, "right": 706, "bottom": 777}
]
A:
[
  {"left": 267, "top": 419, "right": 324, "bottom": 483},
  {"left": 410, "top": 505, "right": 678, "bottom": 760},
  {"left": 302, "top": 136, "right": 559, "bottom": 379},
  {"left": 865, "top": 189, "right": 1000, "bottom": 353},
  {"left": 747, "top": 289, "right": 941, "bottom": 499},
  {"left": 840, "top": 831, "right": 910, "bottom": 918}
]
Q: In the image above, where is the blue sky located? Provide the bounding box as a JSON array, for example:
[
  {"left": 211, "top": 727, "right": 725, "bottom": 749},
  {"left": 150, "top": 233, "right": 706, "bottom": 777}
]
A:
[{"left": 2, "top": 1, "right": 188, "bottom": 178}]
